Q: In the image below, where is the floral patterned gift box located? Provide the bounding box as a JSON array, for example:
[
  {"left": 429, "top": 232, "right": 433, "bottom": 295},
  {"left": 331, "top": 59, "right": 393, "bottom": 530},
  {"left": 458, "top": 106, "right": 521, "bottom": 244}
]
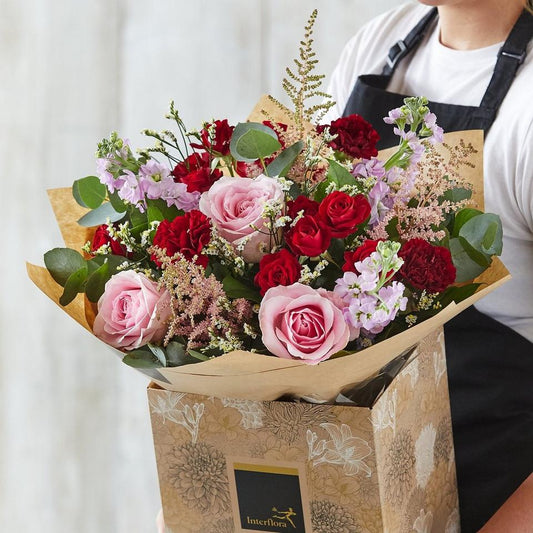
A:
[{"left": 148, "top": 326, "right": 459, "bottom": 533}]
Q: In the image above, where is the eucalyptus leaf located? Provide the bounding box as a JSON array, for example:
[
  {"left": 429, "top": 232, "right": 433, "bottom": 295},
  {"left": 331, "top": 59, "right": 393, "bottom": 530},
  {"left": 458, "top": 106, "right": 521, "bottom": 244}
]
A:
[
  {"left": 326, "top": 159, "right": 356, "bottom": 188},
  {"left": 459, "top": 213, "right": 503, "bottom": 256},
  {"left": 44, "top": 248, "right": 87, "bottom": 286},
  {"left": 108, "top": 190, "right": 128, "bottom": 213},
  {"left": 230, "top": 122, "right": 281, "bottom": 162},
  {"left": 165, "top": 341, "right": 206, "bottom": 367},
  {"left": 147, "top": 344, "right": 168, "bottom": 367},
  {"left": 72, "top": 176, "right": 107, "bottom": 209},
  {"left": 266, "top": 140, "right": 304, "bottom": 177},
  {"left": 84, "top": 261, "right": 110, "bottom": 303},
  {"left": 77, "top": 201, "right": 125, "bottom": 227},
  {"left": 222, "top": 275, "right": 262, "bottom": 303},
  {"left": 146, "top": 198, "right": 183, "bottom": 222},
  {"left": 122, "top": 349, "right": 163, "bottom": 368},
  {"left": 449, "top": 237, "right": 489, "bottom": 283},
  {"left": 441, "top": 186, "right": 472, "bottom": 203},
  {"left": 452, "top": 208, "right": 483, "bottom": 237},
  {"left": 59, "top": 266, "right": 89, "bottom": 306},
  {"left": 187, "top": 349, "right": 209, "bottom": 362}
]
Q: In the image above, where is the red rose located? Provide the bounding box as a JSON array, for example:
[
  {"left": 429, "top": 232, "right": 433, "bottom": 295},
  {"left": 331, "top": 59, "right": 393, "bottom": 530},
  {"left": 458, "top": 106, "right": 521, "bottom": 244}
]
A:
[
  {"left": 152, "top": 210, "right": 211, "bottom": 267},
  {"left": 171, "top": 152, "right": 222, "bottom": 193},
  {"left": 254, "top": 249, "right": 302, "bottom": 296},
  {"left": 287, "top": 196, "right": 319, "bottom": 219},
  {"left": 398, "top": 238, "right": 456, "bottom": 293},
  {"left": 317, "top": 114, "right": 379, "bottom": 159},
  {"left": 318, "top": 191, "right": 371, "bottom": 238},
  {"left": 342, "top": 239, "right": 381, "bottom": 272},
  {"left": 91, "top": 224, "right": 130, "bottom": 257},
  {"left": 190, "top": 119, "right": 234, "bottom": 156},
  {"left": 285, "top": 215, "right": 331, "bottom": 257}
]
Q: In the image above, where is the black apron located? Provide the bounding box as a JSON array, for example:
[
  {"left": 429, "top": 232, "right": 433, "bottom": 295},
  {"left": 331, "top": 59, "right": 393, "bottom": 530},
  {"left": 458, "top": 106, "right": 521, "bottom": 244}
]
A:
[{"left": 343, "top": 8, "right": 533, "bottom": 532}]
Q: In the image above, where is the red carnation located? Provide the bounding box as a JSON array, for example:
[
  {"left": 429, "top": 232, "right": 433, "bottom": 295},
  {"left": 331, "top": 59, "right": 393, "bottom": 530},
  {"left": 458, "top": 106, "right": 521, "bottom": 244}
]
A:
[
  {"left": 285, "top": 215, "right": 331, "bottom": 257},
  {"left": 171, "top": 152, "right": 222, "bottom": 193},
  {"left": 190, "top": 119, "right": 234, "bottom": 156},
  {"left": 318, "top": 114, "right": 379, "bottom": 159},
  {"left": 318, "top": 191, "right": 371, "bottom": 238},
  {"left": 151, "top": 210, "right": 211, "bottom": 268},
  {"left": 91, "top": 224, "right": 131, "bottom": 257},
  {"left": 343, "top": 239, "right": 381, "bottom": 272},
  {"left": 254, "top": 249, "right": 302, "bottom": 296},
  {"left": 287, "top": 196, "right": 319, "bottom": 219},
  {"left": 398, "top": 238, "right": 456, "bottom": 293}
]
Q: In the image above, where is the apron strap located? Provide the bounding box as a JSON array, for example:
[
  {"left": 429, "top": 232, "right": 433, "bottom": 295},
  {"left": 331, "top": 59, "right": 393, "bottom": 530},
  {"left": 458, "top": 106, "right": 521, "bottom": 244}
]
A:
[
  {"left": 381, "top": 8, "right": 438, "bottom": 77},
  {"left": 474, "top": 10, "right": 533, "bottom": 130}
]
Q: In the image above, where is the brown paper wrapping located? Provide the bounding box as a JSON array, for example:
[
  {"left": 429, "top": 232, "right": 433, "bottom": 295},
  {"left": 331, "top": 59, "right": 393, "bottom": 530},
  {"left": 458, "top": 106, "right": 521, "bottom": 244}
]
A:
[
  {"left": 148, "top": 327, "right": 459, "bottom": 532},
  {"left": 27, "top": 101, "right": 510, "bottom": 401}
]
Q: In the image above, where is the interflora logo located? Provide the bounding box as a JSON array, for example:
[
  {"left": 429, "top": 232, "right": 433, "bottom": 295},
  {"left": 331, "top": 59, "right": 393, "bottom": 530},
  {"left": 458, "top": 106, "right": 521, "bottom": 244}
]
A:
[{"left": 246, "top": 507, "right": 297, "bottom": 529}]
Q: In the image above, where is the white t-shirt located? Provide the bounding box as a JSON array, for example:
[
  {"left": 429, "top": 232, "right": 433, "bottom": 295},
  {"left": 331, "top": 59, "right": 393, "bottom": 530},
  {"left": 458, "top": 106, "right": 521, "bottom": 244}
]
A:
[{"left": 325, "top": 2, "right": 533, "bottom": 343}]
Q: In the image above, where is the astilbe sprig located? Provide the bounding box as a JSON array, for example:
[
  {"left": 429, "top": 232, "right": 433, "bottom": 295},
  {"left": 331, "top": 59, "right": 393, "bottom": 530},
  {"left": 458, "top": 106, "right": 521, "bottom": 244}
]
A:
[{"left": 150, "top": 248, "right": 254, "bottom": 353}]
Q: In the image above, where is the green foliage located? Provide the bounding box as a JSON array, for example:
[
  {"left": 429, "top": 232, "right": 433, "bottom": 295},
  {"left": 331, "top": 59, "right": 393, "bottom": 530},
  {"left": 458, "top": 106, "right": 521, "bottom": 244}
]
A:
[
  {"left": 72, "top": 176, "right": 107, "bottom": 209},
  {"left": 266, "top": 141, "right": 304, "bottom": 177},
  {"left": 44, "top": 248, "right": 87, "bottom": 286},
  {"left": 77, "top": 201, "right": 125, "bottom": 227},
  {"left": 230, "top": 122, "right": 281, "bottom": 162},
  {"left": 222, "top": 275, "right": 261, "bottom": 303}
]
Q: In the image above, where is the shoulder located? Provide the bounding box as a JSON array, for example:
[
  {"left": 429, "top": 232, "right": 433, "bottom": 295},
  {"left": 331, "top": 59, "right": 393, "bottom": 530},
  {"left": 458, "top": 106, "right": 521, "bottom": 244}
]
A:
[{"left": 340, "top": 2, "right": 432, "bottom": 73}]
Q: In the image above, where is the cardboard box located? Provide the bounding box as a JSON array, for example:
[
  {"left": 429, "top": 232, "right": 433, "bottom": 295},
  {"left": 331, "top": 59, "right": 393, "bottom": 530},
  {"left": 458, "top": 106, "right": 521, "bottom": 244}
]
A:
[{"left": 148, "top": 327, "right": 460, "bottom": 533}]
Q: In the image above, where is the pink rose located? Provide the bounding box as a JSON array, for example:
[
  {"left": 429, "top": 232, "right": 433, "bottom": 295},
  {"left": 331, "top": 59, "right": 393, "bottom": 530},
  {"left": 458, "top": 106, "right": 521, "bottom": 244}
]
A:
[
  {"left": 93, "top": 271, "right": 171, "bottom": 350},
  {"left": 198, "top": 175, "right": 284, "bottom": 263},
  {"left": 258, "top": 283, "right": 350, "bottom": 364}
]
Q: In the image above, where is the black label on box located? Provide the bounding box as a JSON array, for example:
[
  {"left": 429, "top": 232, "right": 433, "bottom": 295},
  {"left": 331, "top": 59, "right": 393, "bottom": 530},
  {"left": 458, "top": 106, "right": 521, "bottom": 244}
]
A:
[{"left": 233, "top": 463, "right": 306, "bottom": 532}]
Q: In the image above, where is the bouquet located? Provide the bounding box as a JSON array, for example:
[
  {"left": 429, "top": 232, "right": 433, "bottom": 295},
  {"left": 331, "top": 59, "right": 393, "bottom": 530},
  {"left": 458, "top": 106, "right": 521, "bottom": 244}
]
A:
[{"left": 29, "top": 11, "right": 508, "bottom": 402}]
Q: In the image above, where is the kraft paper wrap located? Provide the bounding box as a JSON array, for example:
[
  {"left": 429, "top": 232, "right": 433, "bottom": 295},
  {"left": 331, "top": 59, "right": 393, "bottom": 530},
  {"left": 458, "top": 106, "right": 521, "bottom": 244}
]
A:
[{"left": 27, "top": 97, "right": 510, "bottom": 401}]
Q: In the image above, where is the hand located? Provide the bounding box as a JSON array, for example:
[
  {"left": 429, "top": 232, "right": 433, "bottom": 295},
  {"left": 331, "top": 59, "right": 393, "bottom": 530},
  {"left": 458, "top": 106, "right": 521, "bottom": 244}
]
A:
[{"left": 156, "top": 508, "right": 165, "bottom": 533}]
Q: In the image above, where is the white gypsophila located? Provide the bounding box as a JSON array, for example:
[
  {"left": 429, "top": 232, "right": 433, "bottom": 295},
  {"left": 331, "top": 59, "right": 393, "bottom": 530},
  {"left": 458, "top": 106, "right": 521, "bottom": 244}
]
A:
[
  {"left": 141, "top": 221, "right": 160, "bottom": 247},
  {"left": 274, "top": 176, "right": 293, "bottom": 191},
  {"left": 415, "top": 424, "right": 437, "bottom": 489}
]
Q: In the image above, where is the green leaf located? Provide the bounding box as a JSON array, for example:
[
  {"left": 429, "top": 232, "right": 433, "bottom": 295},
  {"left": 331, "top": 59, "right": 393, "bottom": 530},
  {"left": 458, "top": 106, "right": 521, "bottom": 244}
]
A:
[
  {"left": 449, "top": 237, "right": 490, "bottom": 283},
  {"left": 129, "top": 208, "right": 148, "bottom": 236},
  {"left": 122, "top": 348, "right": 163, "bottom": 369},
  {"left": 108, "top": 190, "right": 128, "bottom": 213},
  {"left": 266, "top": 141, "right": 304, "bottom": 177},
  {"left": 165, "top": 341, "right": 206, "bottom": 367},
  {"left": 84, "top": 261, "right": 110, "bottom": 303},
  {"left": 441, "top": 186, "right": 472, "bottom": 203},
  {"left": 146, "top": 199, "right": 183, "bottom": 223},
  {"left": 44, "top": 248, "right": 87, "bottom": 286},
  {"left": 59, "top": 266, "right": 89, "bottom": 306},
  {"left": 438, "top": 283, "right": 481, "bottom": 308},
  {"left": 77, "top": 202, "right": 125, "bottom": 227},
  {"left": 222, "top": 275, "right": 262, "bottom": 303},
  {"left": 459, "top": 213, "right": 503, "bottom": 256},
  {"left": 326, "top": 159, "right": 356, "bottom": 188},
  {"left": 328, "top": 238, "right": 345, "bottom": 265},
  {"left": 147, "top": 344, "right": 168, "bottom": 367},
  {"left": 72, "top": 176, "right": 108, "bottom": 209},
  {"left": 230, "top": 122, "right": 281, "bottom": 162},
  {"left": 385, "top": 216, "right": 400, "bottom": 241},
  {"left": 452, "top": 208, "right": 483, "bottom": 237},
  {"left": 187, "top": 349, "right": 209, "bottom": 362},
  {"left": 313, "top": 180, "right": 329, "bottom": 203}
]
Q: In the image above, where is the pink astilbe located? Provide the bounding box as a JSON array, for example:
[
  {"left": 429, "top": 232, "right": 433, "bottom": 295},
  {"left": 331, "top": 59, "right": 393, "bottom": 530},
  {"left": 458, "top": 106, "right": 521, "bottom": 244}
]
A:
[
  {"left": 369, "top": 140, "right": 475, "bottom": 242},
  {"left": 150, "top": 248, "right": 253, "bottom": 352}
]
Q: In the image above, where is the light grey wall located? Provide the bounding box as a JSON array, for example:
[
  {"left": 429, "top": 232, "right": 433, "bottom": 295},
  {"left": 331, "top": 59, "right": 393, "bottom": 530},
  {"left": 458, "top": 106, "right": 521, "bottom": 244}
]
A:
[{"left": 2, "top": 0, "right": 403, "bottom": 531}]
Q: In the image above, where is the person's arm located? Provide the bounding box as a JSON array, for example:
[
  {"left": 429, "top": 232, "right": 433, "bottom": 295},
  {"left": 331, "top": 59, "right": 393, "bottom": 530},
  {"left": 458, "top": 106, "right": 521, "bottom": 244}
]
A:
[{"left": 478, "top": 473, "right": 533, "bottom": 532}]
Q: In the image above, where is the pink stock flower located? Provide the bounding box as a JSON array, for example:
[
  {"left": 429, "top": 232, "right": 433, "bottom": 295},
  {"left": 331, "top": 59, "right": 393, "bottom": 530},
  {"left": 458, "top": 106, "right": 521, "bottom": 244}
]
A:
[
  {"left": 93, "top": 271, "right": 171, "bottom": 351},
  {"left": 258, "top": 283, "right": 350, "bottom": 364},
  {"left": 199, "top": 175, "right": 284, "bottom": 263}
]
